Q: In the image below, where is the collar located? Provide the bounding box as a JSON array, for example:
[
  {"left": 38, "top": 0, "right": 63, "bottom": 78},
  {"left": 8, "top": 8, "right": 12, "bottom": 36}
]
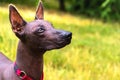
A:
[{"left": 14, "top": 62, "right": 44, "bottom": 80}]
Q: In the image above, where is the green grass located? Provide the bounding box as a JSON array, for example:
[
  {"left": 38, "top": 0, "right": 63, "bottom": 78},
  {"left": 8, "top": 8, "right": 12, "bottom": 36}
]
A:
[{"left": 0, "top": 5, "right": 120, "bottom": 80}]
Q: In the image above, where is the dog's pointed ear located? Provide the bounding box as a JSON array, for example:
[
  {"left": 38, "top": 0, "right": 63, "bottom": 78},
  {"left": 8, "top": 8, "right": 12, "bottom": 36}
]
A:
[
  {"left": 9, "top": 4, "right": 26, "bottom": 39},
  {"left": 35, "top": 2, "right": 44, "bottom": 20}
]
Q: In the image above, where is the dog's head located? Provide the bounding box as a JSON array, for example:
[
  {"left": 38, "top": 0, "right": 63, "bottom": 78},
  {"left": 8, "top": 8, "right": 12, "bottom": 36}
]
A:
[{"left": 9, "top": 2, "right": 72, "bottom": 51}]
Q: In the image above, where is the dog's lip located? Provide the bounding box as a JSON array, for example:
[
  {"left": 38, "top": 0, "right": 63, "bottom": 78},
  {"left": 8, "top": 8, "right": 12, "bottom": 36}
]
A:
[
  {"left": 67, "top": 36, "right": 72, "bottom": 40},
  {"left": 56, "top": 37, "right": 72, "bottom": 45}
]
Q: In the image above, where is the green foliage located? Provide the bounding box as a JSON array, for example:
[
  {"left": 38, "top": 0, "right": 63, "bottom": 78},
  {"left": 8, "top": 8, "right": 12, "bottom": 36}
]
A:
[
  {"left": 1, "top": 0, "right": 119, "bottom": 20},
  {"left": 42, "top": 0, "right": 59, "bottom": 10},
  {"left": 100, "top": 0, "right": 120, "bottom": 20},
  {"left": 67, "top": 0, "right": 120, "bottom": 21},
  {"left": 0, "top": 0, "right": 39, "bottom": 6}
]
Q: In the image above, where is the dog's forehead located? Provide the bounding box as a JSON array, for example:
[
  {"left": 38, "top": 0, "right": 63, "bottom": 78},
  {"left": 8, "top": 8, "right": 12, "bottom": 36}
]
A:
[{"left": 28, "top": 20, "right": 52, "bottom": 27}]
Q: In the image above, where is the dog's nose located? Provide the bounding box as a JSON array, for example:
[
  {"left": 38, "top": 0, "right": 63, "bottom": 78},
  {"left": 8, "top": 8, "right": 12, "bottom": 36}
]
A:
[
  {"left": 65, "top": 32, "right": 72, "bottom": 38},
  {"left": 57, "top": 30, "right": 72, "bottom": 39},
  {"left": 62, "top": 31, "right": 72, "bottom": 39}
]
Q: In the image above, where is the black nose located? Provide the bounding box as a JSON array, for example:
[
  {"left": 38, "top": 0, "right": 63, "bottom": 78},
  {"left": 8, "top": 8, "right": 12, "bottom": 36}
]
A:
[
  {"left": 65, "top": 32, "right": 72, "bottom": 38},
  {"left": 57, "top": 30, "right": 72, "bottom": 39},
  {"left": 61, "top": 31, "right": 72, "bottom": 39}
]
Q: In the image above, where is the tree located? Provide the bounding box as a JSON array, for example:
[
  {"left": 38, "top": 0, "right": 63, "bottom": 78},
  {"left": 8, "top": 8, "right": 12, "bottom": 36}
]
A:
[{"left": 58, "top": 0, "right": 65, "bottom": 11}]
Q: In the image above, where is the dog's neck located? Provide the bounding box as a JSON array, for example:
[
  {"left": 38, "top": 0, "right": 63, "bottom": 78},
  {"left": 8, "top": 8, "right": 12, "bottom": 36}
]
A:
[{"left": 15, "top": 40, "right": 45, "bottom": 80}]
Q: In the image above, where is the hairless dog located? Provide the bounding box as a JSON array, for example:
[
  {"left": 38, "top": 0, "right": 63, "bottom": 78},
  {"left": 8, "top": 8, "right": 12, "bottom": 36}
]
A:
[{"left": 0, "top": 2, "right": 72, "bottom": 80}]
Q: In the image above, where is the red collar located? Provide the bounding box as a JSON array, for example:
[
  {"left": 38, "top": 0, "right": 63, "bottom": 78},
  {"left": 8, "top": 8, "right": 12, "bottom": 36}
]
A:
[{"left": 14, "top": 62, "right": 44, "bottom": 80}]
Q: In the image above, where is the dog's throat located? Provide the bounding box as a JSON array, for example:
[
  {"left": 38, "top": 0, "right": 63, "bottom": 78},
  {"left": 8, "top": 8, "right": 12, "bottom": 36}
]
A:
[{"left": 14, "top": 62, "right": 44, "bottom": 80}]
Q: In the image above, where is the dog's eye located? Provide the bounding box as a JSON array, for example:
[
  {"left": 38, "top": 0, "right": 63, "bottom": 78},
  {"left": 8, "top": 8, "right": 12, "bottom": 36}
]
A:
[{"left": 37, "top": 27, "right": 45, "bottom": 33}]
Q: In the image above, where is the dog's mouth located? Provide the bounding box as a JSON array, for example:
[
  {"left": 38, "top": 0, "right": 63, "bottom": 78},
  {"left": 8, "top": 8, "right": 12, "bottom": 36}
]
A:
[
  {"left": 59, "top": 36, "right": 72, "bottom": 44},
  {"left": 54, "top": 35, "right": 72, "bottom": 49}
]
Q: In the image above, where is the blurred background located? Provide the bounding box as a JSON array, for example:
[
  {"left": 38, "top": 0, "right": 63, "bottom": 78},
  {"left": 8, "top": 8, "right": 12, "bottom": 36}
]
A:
[
  {"left": 0, "top": 0, "right": 120, "bottom": 80},
  {"left": 0, "top": 0, "right": 120, "bottom": 20}
]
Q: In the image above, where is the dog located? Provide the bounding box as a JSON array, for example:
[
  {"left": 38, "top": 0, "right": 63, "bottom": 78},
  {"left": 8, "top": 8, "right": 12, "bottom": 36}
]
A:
[{"left": 0, "top": 2, "right": 72, "bottom": 80}]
